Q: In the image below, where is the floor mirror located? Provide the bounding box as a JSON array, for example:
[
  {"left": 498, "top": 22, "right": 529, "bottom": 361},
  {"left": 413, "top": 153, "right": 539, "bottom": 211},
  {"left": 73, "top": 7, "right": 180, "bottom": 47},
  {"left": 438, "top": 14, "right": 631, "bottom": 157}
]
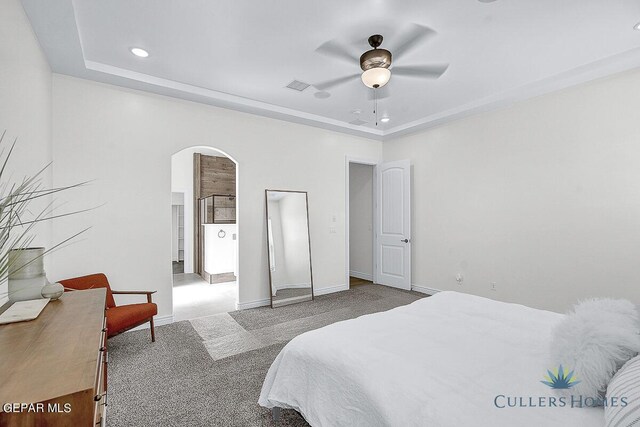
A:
[{"left": 265, "top": 190, "right": 314, "bottom": 308}]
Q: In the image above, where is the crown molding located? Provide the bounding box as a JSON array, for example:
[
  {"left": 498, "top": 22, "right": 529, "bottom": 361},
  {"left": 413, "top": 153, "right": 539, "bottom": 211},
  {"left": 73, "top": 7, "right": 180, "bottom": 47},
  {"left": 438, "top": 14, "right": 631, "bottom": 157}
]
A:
[
  {"left": 383, "top": 47, "right": 640, "bottom": 140},
  {"left": 84, "top": 60, "right": 385, "bottom": 141}
]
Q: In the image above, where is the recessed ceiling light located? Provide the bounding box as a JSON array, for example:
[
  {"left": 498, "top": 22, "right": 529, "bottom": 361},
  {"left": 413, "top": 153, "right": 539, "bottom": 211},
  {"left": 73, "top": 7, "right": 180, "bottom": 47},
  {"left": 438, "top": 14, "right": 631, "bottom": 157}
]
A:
[
  {"left": 634, "top": 22, "right": 640, "bottom": 31},
  {"left": 351, "top": 109, "right": 362, "bottom": 115},
  {"left": 130, "top": 47, "right": 149, "bottom": 58},
  {"left": 380, "top": 117, "right": 390, "bottom": 123}
]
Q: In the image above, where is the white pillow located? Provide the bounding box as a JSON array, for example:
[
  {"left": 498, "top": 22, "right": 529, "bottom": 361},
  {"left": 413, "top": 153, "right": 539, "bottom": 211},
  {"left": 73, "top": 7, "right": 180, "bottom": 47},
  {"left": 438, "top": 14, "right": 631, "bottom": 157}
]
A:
[
  {"left": 605, "top": 355, "right": 640, "bottom": 427},
  {"left": 549, "top": 298, "right": 640, "bottom": 399}
]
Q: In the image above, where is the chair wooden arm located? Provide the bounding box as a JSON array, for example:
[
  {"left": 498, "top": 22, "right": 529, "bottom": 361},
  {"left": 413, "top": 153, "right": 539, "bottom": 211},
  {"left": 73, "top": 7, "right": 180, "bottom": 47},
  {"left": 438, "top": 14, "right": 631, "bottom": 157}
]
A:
[
  {"left": 111, "top": 290, "right": 157, "bottom": 303},
  {"left": 111, "top": 290, "right": 157, "bottom": 295}
]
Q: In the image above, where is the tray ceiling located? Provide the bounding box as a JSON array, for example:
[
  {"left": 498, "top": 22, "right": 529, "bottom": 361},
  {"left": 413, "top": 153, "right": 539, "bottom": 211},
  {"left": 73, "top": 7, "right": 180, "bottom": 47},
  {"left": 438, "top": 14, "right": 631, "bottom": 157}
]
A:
[{"left": 20, "top": 0, "right": 640, "bottom": 140}]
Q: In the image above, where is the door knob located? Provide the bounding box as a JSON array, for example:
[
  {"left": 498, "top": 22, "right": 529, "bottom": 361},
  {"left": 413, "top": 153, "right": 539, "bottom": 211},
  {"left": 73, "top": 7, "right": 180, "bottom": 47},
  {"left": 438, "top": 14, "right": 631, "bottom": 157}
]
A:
[{"left": 401, "top": 238, "right": 409, "bottom": 243}]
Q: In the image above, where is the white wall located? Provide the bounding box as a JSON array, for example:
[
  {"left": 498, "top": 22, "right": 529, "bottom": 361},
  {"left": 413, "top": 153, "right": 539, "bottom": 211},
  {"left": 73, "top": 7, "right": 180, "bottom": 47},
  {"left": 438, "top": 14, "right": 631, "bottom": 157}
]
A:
[
  {"left": 384, "top": 68, "right": 640, "bottom": 313},
  {"left": 349, "top": 163, "right": 374, "bottom": 280},
  {"left": 0, "top": 0, "right": 52, "bottom": 305},
  {"left": 171, "top": 192, "right": 184, "bottom": 205},
  {"left": 171, "top": 147, "right": 224, "bottom": 273},
  {"left": 50, "top": 75, "right": 382, "bottom": 317}
]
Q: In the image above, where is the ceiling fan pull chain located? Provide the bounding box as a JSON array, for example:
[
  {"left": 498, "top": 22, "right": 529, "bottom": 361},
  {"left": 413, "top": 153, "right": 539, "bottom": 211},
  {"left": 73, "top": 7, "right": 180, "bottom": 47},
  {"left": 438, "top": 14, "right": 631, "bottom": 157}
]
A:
[{"left": 374, "top": 88, "right": 378, "bottom": 126}]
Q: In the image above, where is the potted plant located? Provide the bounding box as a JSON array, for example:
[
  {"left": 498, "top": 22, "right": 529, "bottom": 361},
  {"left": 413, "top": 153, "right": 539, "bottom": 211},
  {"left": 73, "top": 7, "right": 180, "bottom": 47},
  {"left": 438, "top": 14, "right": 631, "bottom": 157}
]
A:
[{"left": 0, "top": 130, "right": 89, "bottom": 304}]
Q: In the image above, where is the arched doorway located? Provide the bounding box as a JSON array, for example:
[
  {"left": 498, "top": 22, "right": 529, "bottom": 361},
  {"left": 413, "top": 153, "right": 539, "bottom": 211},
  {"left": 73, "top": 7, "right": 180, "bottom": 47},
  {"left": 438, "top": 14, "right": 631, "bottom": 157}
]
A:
[{"left": 170, "top": 146, "right": 239, "bottom": 321}]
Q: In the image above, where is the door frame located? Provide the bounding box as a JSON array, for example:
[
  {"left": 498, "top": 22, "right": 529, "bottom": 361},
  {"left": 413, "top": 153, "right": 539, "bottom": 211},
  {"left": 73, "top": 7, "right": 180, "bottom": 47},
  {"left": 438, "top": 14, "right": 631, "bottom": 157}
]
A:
[
  {"left": 170, "top": 146, "right": 240, "bottom": 310},
  {"left": 344, "top": 156, "right": 379, "bottom": 289}
]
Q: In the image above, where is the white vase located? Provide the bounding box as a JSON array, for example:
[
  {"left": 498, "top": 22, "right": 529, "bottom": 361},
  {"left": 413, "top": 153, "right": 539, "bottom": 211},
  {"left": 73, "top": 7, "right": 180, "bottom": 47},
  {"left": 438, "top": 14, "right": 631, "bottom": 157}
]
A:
[
  {"left": 8, "top": 247, "right": 45, "bottom": 279},
  {"left": 8, "top": 247, "right": 46, "bottom": 302},
  {"left": 9, "top": 275, "right": 48, "bottom": 302}
]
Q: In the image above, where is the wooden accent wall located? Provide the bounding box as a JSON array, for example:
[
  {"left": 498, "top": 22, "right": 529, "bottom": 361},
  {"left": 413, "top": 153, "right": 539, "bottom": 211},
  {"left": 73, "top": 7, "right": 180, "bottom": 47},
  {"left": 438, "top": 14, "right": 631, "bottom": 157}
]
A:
[{"left": 199, "top": 155, "right": 236, "bottom": 197}]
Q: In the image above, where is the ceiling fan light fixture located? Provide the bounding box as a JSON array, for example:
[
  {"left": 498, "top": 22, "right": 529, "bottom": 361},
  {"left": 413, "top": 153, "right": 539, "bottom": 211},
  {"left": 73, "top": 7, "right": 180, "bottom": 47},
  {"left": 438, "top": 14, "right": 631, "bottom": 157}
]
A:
[
  {"left": 360, "top": 48, "right": 392, "bottom": 71},
  {"left": 361, "top": 67, "right": 391, "bottom": 89}
]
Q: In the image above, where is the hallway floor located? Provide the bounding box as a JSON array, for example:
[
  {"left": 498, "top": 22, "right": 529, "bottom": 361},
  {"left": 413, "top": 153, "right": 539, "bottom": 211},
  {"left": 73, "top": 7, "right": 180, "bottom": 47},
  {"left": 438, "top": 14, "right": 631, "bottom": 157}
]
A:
[
  {"left": 172, "top": 261, "right": 184, "bottom": 274},
  {"left": 349, "top": 276, "right": 373, "bottom": 287},
  {"left": 172, "top": 273, "right": 237, "bottom": 321}
]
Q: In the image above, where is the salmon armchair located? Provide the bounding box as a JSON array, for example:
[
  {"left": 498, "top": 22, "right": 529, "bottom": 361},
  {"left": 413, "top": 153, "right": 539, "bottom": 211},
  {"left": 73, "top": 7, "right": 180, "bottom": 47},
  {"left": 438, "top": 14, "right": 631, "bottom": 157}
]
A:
[{"left": 59, "top": 273, "right": 158, "bottom": 342}]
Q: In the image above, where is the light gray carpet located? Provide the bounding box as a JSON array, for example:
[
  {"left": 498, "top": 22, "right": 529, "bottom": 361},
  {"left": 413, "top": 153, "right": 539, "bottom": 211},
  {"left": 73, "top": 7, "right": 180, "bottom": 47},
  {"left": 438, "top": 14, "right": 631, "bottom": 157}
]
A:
[
  {"left": 230, "top": 284, "right": 418, "bottom": 330},
  {"left": 107, "top": 284, "right": 425, "bottom": 427}
]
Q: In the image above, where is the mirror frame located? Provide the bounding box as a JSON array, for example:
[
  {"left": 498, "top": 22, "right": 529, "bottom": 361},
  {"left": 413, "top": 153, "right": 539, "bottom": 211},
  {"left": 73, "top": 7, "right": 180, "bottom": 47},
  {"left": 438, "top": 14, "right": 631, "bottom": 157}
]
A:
[{"left": 265, "top": 189, "right": 314, "bottom": 308}]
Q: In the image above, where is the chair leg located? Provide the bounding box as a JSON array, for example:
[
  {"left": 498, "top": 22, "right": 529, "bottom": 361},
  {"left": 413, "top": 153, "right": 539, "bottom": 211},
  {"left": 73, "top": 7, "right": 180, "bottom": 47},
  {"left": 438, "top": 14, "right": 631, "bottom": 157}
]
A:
[{"left": 149, "top": 318, "right": 156, "bottom": 342}]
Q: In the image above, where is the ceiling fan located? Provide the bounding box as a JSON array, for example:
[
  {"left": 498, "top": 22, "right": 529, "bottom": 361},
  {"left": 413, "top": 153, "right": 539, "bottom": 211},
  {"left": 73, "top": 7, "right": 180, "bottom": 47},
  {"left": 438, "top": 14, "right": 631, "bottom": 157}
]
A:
[{"left": 314, "top": 24, "right": 449, "bottom": 95}]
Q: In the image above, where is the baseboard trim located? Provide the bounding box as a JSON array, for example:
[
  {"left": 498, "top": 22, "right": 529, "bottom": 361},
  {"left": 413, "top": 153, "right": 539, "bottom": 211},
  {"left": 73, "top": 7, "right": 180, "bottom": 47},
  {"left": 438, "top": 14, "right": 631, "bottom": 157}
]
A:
[
  {"left": 314, "top": 284, "right": 349, "bottom": 296},
  {"left": 411, "top": 284, "right": 442, "bottom": 295},
  {"left": 128, "top": 314, "right": 174, "bottom": 332},
  {"left": 236, "top": 298, "right": 271, "bottom": 310},
  {"left": 155, "top": 314, "right": 174, "bottom": 326},
  {"left": 349, "top": 271, "right": 373, "bottom": 281},
  {"left": 236, "top": 284, "right": 350, "bottom": 310}
]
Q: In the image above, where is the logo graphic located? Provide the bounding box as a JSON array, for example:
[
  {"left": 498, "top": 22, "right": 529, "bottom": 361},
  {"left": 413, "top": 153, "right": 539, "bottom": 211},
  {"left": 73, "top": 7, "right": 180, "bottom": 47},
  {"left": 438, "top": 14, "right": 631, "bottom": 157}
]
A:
[{"left": 541, "top": 365, "right": 581, "bottom": 389}]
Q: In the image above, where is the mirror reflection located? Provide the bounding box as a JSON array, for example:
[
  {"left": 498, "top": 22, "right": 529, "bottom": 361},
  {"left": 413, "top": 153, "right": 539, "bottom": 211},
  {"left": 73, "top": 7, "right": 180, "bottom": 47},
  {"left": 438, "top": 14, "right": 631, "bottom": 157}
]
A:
[{"left": 266, "top": 190, "right": 313, "bottom": 308}]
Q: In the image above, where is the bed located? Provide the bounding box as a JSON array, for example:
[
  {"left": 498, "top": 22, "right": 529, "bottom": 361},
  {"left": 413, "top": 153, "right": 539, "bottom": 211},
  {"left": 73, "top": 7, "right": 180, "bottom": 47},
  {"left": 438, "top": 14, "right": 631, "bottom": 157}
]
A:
[{"left": 259, "top": 291, "right": 604, "bottom": 426}]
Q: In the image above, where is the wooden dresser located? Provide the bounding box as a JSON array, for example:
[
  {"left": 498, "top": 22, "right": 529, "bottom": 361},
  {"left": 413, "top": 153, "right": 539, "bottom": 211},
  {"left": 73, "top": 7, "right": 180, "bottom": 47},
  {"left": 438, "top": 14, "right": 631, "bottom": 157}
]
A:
[{"left": 0, "top": 289, "right": 108, "bottom": 427}]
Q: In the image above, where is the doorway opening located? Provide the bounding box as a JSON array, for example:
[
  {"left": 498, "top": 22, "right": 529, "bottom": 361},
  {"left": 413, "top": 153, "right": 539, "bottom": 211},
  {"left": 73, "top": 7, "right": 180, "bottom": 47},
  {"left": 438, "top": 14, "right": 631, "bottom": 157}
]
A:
[
  {"left": 346, "top": 158, "right": 413, "bottom": 291},
  {"left": 346, "top": 159, "right": 376, "bottom": 289},
  {"left": 171, "top": 147, "right": 239, "bottom": 321}
]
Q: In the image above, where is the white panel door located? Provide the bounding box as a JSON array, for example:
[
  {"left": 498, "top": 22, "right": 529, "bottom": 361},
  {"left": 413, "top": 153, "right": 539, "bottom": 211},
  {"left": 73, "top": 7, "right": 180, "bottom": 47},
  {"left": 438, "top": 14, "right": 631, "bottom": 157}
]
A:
[{"left": 375, "top": 160, "right": 411, "bottom": 290}]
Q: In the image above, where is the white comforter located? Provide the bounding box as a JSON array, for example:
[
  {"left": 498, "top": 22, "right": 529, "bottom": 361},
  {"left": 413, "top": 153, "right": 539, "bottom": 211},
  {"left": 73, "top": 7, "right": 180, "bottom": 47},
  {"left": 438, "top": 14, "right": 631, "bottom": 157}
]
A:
[{"left": 259, "top": 291, "right": 604, "bottom": 427}]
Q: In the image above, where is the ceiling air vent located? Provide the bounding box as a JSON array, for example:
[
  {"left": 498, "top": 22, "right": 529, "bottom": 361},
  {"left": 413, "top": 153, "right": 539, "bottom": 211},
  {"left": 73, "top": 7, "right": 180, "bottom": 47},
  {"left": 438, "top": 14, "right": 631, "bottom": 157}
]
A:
[
  {"left": 286, "top": 80, "right": 311, "bottom": 92},
  {"left": 349, "top": 119, "right": 368, "bottom": 126}
]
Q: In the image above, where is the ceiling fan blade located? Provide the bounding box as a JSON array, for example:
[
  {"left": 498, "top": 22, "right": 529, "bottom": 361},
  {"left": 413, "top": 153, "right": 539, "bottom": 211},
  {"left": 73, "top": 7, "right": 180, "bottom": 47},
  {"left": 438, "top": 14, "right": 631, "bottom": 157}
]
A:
[
  {"left": 316, "top": 40, "right": 360, "bottom": 65},
  {"left": 391, "top": 24, "right": 437, "bottom": 60},
  {"left": 366, "top": 85, "right": 391, "bottom": 101},
  {"left": 314, "top": 74, "right": 360, "bottom": 91},
  {"left": 392, "top": 64, "right": 449, "bottom": 79}
]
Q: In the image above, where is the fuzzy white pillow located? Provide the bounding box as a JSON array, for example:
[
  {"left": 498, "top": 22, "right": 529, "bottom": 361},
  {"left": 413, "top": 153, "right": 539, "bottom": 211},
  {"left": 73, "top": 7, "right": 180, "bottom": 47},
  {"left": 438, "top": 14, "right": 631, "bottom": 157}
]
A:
[{"left": 549, "top": 298, "right": 640, "bottom": 399}]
